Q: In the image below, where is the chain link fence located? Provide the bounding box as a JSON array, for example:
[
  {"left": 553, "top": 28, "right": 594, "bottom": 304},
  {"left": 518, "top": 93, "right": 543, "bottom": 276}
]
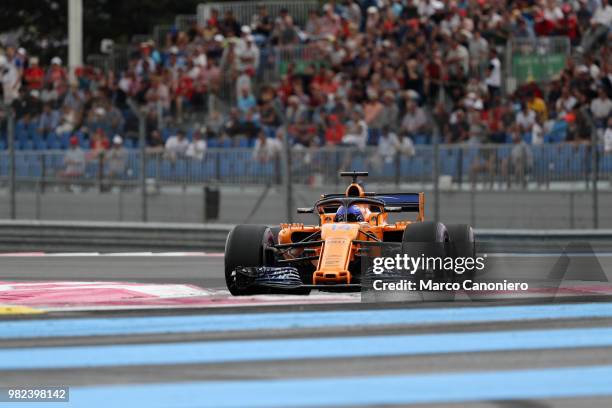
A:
[{"left": 197, "top": 0, "right": 318, "bottom": 28}]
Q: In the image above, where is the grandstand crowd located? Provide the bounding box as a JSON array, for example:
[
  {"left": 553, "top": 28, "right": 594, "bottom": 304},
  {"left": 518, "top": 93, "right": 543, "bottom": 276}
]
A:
[{"left": 0, "top": 0, "right": 611, "bottom": 166}]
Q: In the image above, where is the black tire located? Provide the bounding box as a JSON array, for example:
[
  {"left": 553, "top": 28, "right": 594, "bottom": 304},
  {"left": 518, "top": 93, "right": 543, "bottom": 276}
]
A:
[
  {"left": 402, "top": 221, "right": 447, "bottom": 243},
  {"left": 224, "top": 225, "right": 273, "bottom": 296},
  {"left": 402, "top": 221, "right": 452, "bottom": 301},
  {"left": 447, "top": 224, "right": 476, "bottom": 281}
]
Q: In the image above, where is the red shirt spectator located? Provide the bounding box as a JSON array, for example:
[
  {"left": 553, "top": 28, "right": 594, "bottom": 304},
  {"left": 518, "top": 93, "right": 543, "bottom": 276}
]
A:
[
  {"left": 24, "top": 58, "right": 45, "bottom": 90},
  {"left": 325, "top": 114, "right": 345, "bottom": 145}
]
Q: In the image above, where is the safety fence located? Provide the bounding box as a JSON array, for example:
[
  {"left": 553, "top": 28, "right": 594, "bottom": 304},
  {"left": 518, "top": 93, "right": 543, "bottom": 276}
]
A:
[{"left": 1, "top": 145, "right": 610, "bottom": 188}]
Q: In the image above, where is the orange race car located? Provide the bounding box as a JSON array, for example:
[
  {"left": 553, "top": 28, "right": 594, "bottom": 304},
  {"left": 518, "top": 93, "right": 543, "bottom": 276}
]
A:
[{"left": 225, "top": 172, "right": 475, "bottom": 295}]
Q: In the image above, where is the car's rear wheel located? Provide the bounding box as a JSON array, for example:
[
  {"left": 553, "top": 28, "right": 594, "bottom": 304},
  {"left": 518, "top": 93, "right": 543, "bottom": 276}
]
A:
[
  {"left": 447, "top": 224, "right": 476, "bottom": 281},
  {"left": 224, "top": 225, "right": 273, "bottom": 296},
  {"left": 402, "top": 221, "right": 453, "bottom": 301}
]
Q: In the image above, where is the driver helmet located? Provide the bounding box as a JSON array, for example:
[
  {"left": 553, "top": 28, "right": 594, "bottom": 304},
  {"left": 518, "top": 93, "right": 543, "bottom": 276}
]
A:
[{"left": 335, "top": 204, "right": 364, "bottom": 222}]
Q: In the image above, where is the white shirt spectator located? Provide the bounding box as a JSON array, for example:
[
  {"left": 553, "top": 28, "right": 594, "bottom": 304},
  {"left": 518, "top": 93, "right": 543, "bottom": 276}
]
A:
[
  {"left": 447, "top": 43, "right": 470, "bottom": 74},
  {"left": 401, "top": 106, "right": 427, "bottom": 135},
  {"left": 531, "top": 122, "right": 544, "bottom": 145},
  {"left": 605, "top": 126, "right": 612, "bottom": 154},
  {"left": 468, "top": 35, "right": 488, "bottom": 65},
  {"left": 378, "top": 132, "right": 401, "bottom": 163},
  {"left": 516, "top": 109, "right": 536, "bottom": 131},
  {"left": 592, "top": 4, "right": 612, "bottom": 25},
  {"left": 1, "top": 61, "right": 20, "bottom": 104},
  {"left": 235, "top": 40, "right": 260, "bottom": 71},
  {"left": 64, "top": 147, "right": 85, "bottom": 176},
  {"left": 253, "top": 136, "right": 282, "bottom": 162},
  {"left": 343, "top": 119, "right": 368, "bottom": 148},
  {"left": 485, "top": 57, "right": 502, "bottom": 88},
  {"left": 186, "top": 138, "right": 207, "bottom": 160},
  {"left": 556, "top": 95, "right": 577, "bottom": 117},
  {"left": 591, "top": 94, "right": 612, "bottom": 120},
  {"left": 165, "top": 135, "right": 190, "bottom": 157}
]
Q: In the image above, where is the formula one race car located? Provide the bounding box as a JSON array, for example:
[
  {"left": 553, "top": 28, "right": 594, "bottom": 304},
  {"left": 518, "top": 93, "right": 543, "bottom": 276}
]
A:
[{"left": 225, "top": 171, "right": 475, "bottom": 295}]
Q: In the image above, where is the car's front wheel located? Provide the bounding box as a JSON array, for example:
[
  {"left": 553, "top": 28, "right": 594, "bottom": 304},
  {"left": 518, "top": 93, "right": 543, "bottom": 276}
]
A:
[{"left": 224, "top": 225, "right": 273, "bottom": 296}]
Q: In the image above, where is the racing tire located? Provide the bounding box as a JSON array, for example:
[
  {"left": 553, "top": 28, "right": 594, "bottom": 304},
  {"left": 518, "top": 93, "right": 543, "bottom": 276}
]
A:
[
  {"left": 446, "top": 224, "right": 476, "bottom": 280},
  {"left": 401, "top": 221, "right": 453, "bottom": 301},
  {"left": 224, "top": 225, "right": 273, "bottom": 296}
]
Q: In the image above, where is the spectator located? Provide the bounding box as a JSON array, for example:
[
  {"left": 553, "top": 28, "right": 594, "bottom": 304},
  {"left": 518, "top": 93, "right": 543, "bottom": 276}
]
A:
[
  {"left": 107, "top": 135, "right": 128, "bottom": 180},
  {"left": 590, "top": 87, "right": 612, "bottom": 127},
  {"left": 375, "top": 126, "right": 402, "bottom": 165},
  {"left": 342, "top": 109, "right": 368, "bottom": 148},
  {"left": 484, "top": 49, "right": 502, "bottom": 97},
  {"left": 502, "top": 131, "right": 534, "bottom": 186},
  {"left": 379, "top": 91, "right": 399, "bottom": 131},
  {"left": 324, "top": 114, "right": 345, "bottom": 145},
  {"left": 45, "top": 56, "right": 67, "bottom": 95},
  {"left": 104, "top": 99, "right": 125, "bottom": 136},
  {"left": 363, "top": 90, "right": 385, "bottom": 130},
  {"left": 60, "top": 136, "right": 86, "bottom": 179},
  {"left": 146, "top": 129, "right": 165, "bottom": 154},
  {"left": 165, "top": 130, "right": 189, "bottom": 161},
  {"left": 38, "top": 103, "right": 60, "bottom": 135},
  {"left": 467, "top": 100, "right": 487, "bottom": 143},
  {"left": 24, "top": 57, "right": 44, "bottom": 90},
  {"left": 56, "top": 106, "right": 78, "bottom": 135},
  {"left": 579, "top": 0, "right": 612, "bottom": 53},
  {"left": 237, "top": 87, "right": 256, "bottom": 113},
  {"left": 447, "top": 109, "right": 469, "bottom": 144},
  {"left": 63, "top": 83, "right": 84, "bottom": 113},
  {"left": 469, "top": 31, "right": 489, "bottom": 74},
  {"left": 205, "top": 110, "right": 225, "bottom": 138},
  {"left": 527, "top": 90, "right": 549, "bottom": 122},
  {"left": 0, "top": 55, "right": 20, "bottom": 104},
  {"left": 532, "top": 115, "right": 545, "bottom": 145},
  {"left": 253, "top": 129, "right": 282, "bottom": 163},
  {"left": 145, "top": 76, "right": 171, "bottom": 116},
  {"left": 186, "top": 129, "right": 207, "bottom": 160},
  {"left": 556, "top": 87, "right": 577, "bottom": 118},
  {"left": 401, "top": 100, "right": 428, "bottom": 138},
  {"left": 516, "top": 103, "right": 537, "bottom": 133},
  {"left": 235, "top": 34, "right": 260, "bottom": 72},
  {"left": 12, "top": 88, "right": 40, "bottom": 120},
  {"left": 604, "top": 116, "right": 612, "bottom": 154},
  {"left": 446, "top": 38, "right": 470, "bottom": 76},
  {"left": 251, "top": 6, "right": 273, "bottom": 41}
]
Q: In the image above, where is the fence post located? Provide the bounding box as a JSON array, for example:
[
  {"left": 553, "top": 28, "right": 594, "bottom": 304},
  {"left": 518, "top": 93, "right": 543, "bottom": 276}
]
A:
[
  {"left": 35, "top": 180, "right": 41, "bottom": 220},
  {"left": 139, "top": 112, "right": 147, "bottom": 222},
  {"left": 431, "top": 90, "right": 444, "bottom": 224},
  {"left": 590, "top": 116, "right": 599, "bottom": 229},
  {"left": 433, "top": 135, "right": 440, "bottom": 224},
  {"left": 128, "top": 99, "right": 148, "bottom": 222},
  {"left": 7, "top": 108, "right": 16, "bottom": 219},
  {"left": 283, "top": 130, "right": 293, "bottom": 223},
  {"left": 569, "top": 192, "right": 575, "bottom": 229},
  {"left": 591, "top": 130, "right": 599, "bottom": 229}
]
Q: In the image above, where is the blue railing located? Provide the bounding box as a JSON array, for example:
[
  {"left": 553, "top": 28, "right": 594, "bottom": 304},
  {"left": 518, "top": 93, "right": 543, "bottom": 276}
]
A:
[{"left": 0, "top": 145, "right": 609, "bottom": 187}]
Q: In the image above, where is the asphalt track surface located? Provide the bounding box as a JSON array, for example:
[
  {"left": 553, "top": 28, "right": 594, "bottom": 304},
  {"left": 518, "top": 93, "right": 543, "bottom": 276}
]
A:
[{"left": 2, "top": 255, "right": 612, "bottom": 407}]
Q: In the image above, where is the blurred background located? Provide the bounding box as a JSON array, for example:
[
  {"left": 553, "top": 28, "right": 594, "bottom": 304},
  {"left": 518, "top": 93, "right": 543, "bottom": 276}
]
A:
[{"left": 0, "top": 0, "right": 611, "bottom": 228}]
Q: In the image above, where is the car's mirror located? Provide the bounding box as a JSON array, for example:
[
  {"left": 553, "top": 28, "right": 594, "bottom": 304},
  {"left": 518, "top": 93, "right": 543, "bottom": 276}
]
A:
[
  {"left": 297, "top": 207, "right": 314, "bottom": 214},
  {"left": 384, "top": 206, "right": 402, "bottom": 213}
]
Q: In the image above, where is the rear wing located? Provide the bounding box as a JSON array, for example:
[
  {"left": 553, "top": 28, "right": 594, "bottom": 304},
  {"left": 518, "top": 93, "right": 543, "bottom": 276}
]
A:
[{"left": 374, "top": 192, "right": 425, "bottom": 221}]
